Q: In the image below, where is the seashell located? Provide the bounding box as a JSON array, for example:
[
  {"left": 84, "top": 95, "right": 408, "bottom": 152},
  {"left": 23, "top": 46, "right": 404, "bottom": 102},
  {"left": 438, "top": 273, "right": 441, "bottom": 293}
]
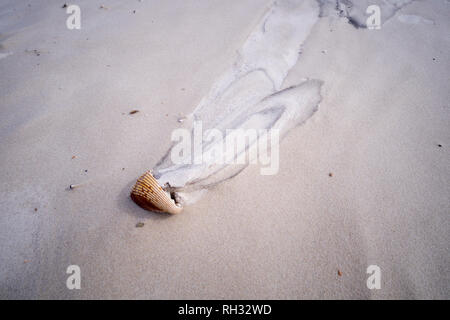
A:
[{"left": 130, "top": 171, "right": 183, "bottom": 214}]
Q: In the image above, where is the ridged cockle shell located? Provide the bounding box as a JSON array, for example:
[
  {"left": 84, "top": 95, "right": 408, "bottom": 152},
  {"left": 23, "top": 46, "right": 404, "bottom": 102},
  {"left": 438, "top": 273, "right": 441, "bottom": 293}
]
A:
[{"left": 130, "top": 171, "right": 183, "bottom": 214}]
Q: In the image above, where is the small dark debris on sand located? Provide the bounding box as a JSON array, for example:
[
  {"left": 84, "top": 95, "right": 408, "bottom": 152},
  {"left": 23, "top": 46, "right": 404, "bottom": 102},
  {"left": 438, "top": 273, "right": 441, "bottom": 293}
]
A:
[
  {"left": 337, "top": 270, "right": 342, "bottom": 276},
  {"left": 34, "top": 208, "right": 38, "bottom": 212},
  {"left": 26, "top": 49, "right": 41, "bottom": 56},
  {"left": 129, "top": 110, "right": 139, "bottom": 115},
  {"left": 329, "top": 172, "right": 333, "bottom": 177},
  {"left": 62, "top": 3, "right": 68, "bottom": 9},
  {"left": 437, "top": 144, "right": 442, "bottom": 148},
  {"left": 136, "top": 222, "right": 145, "bottom": 228}
]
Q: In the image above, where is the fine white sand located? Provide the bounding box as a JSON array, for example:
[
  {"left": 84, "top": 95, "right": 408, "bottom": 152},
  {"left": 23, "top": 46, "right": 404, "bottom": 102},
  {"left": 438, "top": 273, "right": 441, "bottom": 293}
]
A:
[{"left": 0, "top": 0, "right": 449, "bottom": 299}]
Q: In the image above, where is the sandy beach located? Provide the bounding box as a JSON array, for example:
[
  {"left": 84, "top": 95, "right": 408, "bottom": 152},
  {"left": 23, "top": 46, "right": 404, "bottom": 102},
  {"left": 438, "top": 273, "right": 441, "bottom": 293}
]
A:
[{"left": 0, "top": 0, "right": 449, "bottom": 299}]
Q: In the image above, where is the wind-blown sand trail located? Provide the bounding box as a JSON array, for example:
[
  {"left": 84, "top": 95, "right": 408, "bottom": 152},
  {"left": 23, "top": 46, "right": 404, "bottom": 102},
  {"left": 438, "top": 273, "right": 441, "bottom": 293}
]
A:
[{"left": 0, "top": 0, "right": 449, "bottom": 299}]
